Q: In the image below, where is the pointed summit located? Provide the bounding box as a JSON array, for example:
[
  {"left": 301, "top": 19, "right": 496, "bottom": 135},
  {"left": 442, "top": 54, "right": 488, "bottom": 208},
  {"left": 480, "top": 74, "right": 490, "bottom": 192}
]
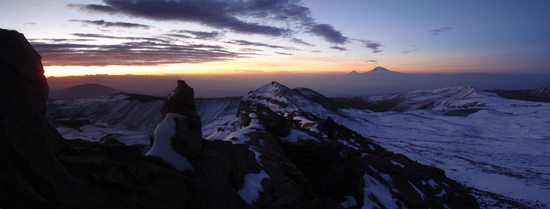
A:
[
  {"left": 347, "top": 70, "right": 360, "bottom": 75},
  {"left": 253, "top": 81, "right": 292, "bottom": 95},
  {"left": 365, "top": 66, "right": 401, "bottom": 75},
  {"left": 369, "top": 66, "right": 392, "bottom": 73}
]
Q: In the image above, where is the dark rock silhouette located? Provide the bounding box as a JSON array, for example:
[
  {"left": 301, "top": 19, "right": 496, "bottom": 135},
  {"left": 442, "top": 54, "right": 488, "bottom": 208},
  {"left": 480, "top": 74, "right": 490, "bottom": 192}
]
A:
[
  {"left": 1, "top": 28, "right": 194, "bottom": 209},
  {"left": 0, "top": 28, "right": 85, "bottom": 209}
]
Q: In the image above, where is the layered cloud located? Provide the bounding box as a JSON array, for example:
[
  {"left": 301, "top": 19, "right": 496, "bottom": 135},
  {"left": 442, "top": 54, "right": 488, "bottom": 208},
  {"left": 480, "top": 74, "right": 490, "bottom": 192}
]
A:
[
  {"left": 69, "top": 19, "right": 151, "bottom": 29},
  {"left": 291, "top": 38, "right": 315, "bottom": 47},
  {"left": 228, "top": 40, "right": 297, "bottom": 50},
  {"left": 72, "top": 33, "right": 169, "bottom": 43},
  {"left": 31, "top": 40, "right": 245, "bottom": 66},
  {"left": 330, "top": 46, "right": 346, "bottom": 51},
  {"left": 169, "top": 30, "right": 222, "bottom": 40},
  {"left": 68, "top": 0, "right": 348, "bottom": 44}
]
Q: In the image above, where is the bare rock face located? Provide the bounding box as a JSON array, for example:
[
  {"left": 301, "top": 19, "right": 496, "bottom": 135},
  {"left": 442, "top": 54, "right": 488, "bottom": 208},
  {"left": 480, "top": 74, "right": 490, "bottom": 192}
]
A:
[
  {"left": 161, "top": 80, "right": 204, "bottom": 158},
  {"left": 156, "top": 80, "right": 261, "bottom": 209},
  {"left": 0, "top": 28, "right": 85, "bottom": 209}
]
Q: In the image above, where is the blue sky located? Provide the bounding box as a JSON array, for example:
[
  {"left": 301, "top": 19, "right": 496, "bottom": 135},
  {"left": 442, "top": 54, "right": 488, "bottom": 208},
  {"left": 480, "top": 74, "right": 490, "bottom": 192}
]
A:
[{"left": 1, "top": 0, "right": 549, "bottom": 76}]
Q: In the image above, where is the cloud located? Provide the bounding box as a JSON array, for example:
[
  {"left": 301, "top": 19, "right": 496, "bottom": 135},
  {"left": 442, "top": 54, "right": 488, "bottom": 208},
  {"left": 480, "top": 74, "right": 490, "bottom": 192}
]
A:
[
  {"left": 431, "top": 27, "right": 453, "bottom": 35},
  {"left": 403, "top": 48, "right": 420, "bottom": 54},
  {"left": 68, "top": 3, "right": 117, "bottom": 13},
  {"left": 330, "top": 46, "right": 347, "bottom": 51},
  {"left": 367, "top": 59, "right": 377, "bottom": 63},
  {"left": 72, "top": 33, "right": 169, "bottom": 43},
  {"left": 68, "top": 0, "right": 348, "bottom": 44},
  {"left": 359, "top": 40, "right": 383, "bottom": 53},
  {"left": 165, "top": 33, "right": 193, "bottom": 39},
  {"left": 291, "top": 38, "right": 315, "bottom": 46},
  {"left": 69, "top": 19, "right": 151, "bottom": 29},
  {"left": 275, "top": 52, "right": 294, "bottom": 56},
  {"left": 239, "top": 48, "right": 264, "bottom": 52},
  {"left": 31, "top": 41, "right": 244, "bottom": 66},
  {"left": 228, "top": 40, "right": 297, "bottom": 50},
  {"left": 308, "top": 24, "right": 349, "bottom": 44},
  {"left": 170, "top": 30, "right": 222, "bottom": 40},
  {"left": 29, "top": 38, "right": 95, "bottom": 42}
]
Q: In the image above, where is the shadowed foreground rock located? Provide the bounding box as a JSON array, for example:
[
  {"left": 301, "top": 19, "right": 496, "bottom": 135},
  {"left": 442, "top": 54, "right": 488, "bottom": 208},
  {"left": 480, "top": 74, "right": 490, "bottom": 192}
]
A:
[
  {"left": 0, "top": 28, "right": 194, "bottom": 209},
  {"left": 0, "top": 29, "right": 479, "bottom": 209}
]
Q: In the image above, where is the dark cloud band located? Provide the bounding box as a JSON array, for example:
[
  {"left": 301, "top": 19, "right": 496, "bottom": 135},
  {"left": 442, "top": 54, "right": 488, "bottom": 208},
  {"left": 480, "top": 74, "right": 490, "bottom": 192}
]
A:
[
  {"left": 228, "top": 40, "right": 297, "bottom": 50},
  {"left": 359, "top": 40, "right": 383, "bottom": 53},
  {"left": 68, "top": 0, "right": 348, "bottom": 44},
  {"left": 69, "top": 19, "right": 151, "bottom": 29}
]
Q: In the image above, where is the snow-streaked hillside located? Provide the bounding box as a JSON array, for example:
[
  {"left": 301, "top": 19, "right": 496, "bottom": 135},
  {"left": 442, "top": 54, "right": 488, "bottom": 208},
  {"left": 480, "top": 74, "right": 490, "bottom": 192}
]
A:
[
  {"left": 236, "top": 84, "right": 550, "bottom": 208},
  {"left": 358, "top": 85, "right": 485, "bottom": 112},
  {"left": 48, "top": 93, "right": 239, "bottom": 145},
  {"left": 337, "top": 87, "right": 550, "bottom": 208}
]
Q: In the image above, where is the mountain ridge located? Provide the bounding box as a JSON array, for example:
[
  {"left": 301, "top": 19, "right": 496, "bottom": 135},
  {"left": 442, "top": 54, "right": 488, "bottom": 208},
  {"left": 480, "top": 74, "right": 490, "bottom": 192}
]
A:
[{"left": 50, "top": 83, "right": 119, "bottom": 99}]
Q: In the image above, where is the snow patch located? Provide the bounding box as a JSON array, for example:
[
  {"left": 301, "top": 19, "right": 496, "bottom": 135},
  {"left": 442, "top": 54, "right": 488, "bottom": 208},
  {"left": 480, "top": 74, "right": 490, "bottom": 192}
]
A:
[
  {"left": 408, "top": 181, "right": 425, "bottom": 200},
  {"left": 239, "top": 170, "right": 269, "bottom": 204},
  {"left": 390, "top": 160, "right": 405, "bottom": 168},
  {"left": 280, "top": 129, "right": 319, "bottom": 143},
  {"left": 363, "top": 173, "right": 405, "bottom": 209},
  {"left": 146, "top": 113, "right": 194, "bottom": 171}
]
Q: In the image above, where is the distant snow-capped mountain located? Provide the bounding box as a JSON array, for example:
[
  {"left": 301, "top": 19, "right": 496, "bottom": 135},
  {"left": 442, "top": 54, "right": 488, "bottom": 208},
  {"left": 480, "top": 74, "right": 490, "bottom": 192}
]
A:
[{"left": 346, "top": 66, "right": 401, "bottom": 76}]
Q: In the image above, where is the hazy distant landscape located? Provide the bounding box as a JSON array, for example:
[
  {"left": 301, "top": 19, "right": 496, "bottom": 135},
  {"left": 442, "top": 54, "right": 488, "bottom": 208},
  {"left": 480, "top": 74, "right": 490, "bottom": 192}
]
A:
[{"left": 48, "top": 67, "right": 550, "bottom": 98}]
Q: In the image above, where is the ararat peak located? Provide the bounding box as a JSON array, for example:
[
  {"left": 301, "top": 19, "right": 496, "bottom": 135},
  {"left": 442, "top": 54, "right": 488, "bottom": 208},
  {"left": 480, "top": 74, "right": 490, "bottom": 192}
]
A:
[{"left": 368, "top": 66, "right": 392, "bottom": 73}]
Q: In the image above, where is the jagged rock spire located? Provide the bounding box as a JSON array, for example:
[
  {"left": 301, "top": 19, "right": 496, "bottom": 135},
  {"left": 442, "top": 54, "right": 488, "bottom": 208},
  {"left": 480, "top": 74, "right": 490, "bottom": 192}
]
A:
[{"left": 161, "top": 80, "right": 199, "bottom": 118}]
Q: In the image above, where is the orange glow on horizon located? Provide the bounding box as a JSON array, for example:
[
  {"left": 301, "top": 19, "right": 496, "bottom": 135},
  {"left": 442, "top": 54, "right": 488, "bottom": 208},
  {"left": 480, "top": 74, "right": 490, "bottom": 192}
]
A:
[{"left": 43, "top": 58, "right": 380, "bottom": 77}]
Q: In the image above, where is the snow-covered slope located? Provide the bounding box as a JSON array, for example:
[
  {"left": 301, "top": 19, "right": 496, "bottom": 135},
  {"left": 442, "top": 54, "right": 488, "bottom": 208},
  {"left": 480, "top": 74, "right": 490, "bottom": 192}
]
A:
[
  {"left": 48, "top": 84, "right": 550, "bottom": 208},
  {"left": 335, "top": 86, "right": 550, "bottom": 208},
  {"left": 234, "top": 84, "right": 550, "bottom": 208},
  {"left": 206, "top": 82, "right": 479, "bottom": 209},
  {"left": 48, "top": 93, "right": 239, "bottom": 145},
  {"left": 359, "top": 85, "right": 485, "bottom": 112}
]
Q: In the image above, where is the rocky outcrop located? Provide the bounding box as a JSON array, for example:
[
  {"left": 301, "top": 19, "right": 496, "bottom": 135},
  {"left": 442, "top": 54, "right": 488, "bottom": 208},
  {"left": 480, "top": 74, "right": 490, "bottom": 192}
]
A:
[
  {"left": 203, "top": 82, "right": 480, "bottom": 209},
  {"left": 0, "top": 28, "right": 194, "bottom": 209}
]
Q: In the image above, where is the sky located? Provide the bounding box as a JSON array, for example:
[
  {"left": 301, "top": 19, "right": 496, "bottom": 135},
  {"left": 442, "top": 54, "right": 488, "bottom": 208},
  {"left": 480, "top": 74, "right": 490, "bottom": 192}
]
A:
[{"left": 1, "top": 0, "right": 550, "bottom": 77}]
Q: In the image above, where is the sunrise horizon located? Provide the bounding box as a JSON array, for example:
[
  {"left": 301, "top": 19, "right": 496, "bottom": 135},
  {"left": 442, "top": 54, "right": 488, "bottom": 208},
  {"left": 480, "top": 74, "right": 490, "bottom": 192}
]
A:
[{"left": 3, "top": 0, "right": 549, "bottom": 78}]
